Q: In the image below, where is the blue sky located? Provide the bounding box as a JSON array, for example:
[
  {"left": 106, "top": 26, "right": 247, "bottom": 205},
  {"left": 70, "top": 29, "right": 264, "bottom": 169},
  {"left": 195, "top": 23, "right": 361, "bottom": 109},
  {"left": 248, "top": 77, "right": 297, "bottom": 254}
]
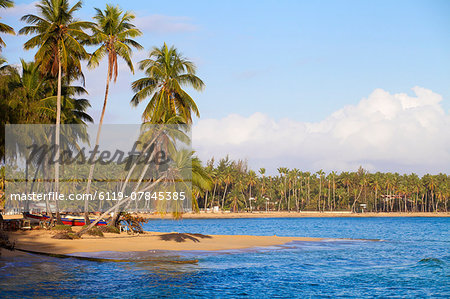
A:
[{"left": 2, "top": 0, "right": 450, "bottom": 174}]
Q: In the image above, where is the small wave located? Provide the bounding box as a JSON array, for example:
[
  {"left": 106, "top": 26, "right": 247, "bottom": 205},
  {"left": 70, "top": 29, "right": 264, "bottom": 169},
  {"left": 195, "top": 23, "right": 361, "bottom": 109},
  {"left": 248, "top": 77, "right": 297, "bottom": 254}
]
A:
[{"left": 417, "top": 257, "right": 445, "bottom": 268}]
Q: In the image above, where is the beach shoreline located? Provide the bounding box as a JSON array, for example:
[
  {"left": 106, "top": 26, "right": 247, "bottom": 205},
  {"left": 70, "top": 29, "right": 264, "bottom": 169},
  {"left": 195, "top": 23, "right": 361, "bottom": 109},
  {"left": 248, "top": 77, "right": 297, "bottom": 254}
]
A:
[
  {"left": 4, "top": 228, "right": 323, "bottom": 256},
  {"left": 139, "top": 211, "right": 450, "bottom": 219},
  {"left": 3, "top": 212, "right": 449, "bottom": 222},
  {"left": 1, "top": 211, "right": 446, "bottom": 258}
]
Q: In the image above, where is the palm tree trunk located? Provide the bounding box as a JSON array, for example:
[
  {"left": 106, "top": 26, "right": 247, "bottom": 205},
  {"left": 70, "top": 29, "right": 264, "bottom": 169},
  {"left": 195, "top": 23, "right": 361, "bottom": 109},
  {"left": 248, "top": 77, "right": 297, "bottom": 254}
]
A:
[
  {"left": 249, "top": 185, "right": 252, "bottom": 212},
  {"left": 284, "top": 176, "right": 287, "bottom": 211},
  {"left": 211, "top": 181, "right": 217, "bottom": 209},
  {"left": 222, "top": 183, "right": 228, "bottom": 211},
  {"left": 287, "top": 184, "right": 290, "bottom": 212},
  {"left": 204, "top": 191, "right": 208, "bottom": 212},
  {"left": 54, "top": 58, "right": 63, "bottom": 225},
  {"left": 84, "top": 64, "right": 112, "bottom": 223},
  {"left": 375, "top": 188, "right": 378, "bottom": 212},
  {"left": 332, "top": 178, "right": 336, "bottom": 211},
  {"left": 108, "top": 133, "right": 161, "bottom": 226},
  {"left": 295, "top": 178, "right": 299, "bottom": 212},
  {"left": 307, "top": 177, "right": 311, "bottom": 207},
  {"left": 79, "top": 177, "right": 164, "bottom": 236},
  {"left": 327, "top": 180, "right": 331, "bottom": 211},
  {"left": 318, "top": 177, "right": 321, "bottom": 212},
  {"left": 404, "top": 194, "right": 407, "bottom": 212}
]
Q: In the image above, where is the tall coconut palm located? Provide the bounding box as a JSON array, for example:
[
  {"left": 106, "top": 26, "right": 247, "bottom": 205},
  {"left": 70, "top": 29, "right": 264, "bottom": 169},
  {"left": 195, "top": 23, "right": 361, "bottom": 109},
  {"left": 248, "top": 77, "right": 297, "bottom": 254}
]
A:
[
  {"left": 191, "top": 156, "right": 213, "bottom": 213},
  {"left": 83, "top": 4, "right": 142, "bottom": 223},
  {"left": 247, "top": 170, "right": 257, "bottom": 212},
  {"left": 0, "top": 0, "right": 14, "bottom": 51},
  {"left": 0, "top": 60, "right": 92, "bottom": 158},
  {"left": 131, "top": 43, "right": 205, "bottom": 124},
  {"left": 19, "top": 0, "right": 92, "bottom": 223},
  {"left": 227, "top": 185, "right": 245, "bottom": 212}
]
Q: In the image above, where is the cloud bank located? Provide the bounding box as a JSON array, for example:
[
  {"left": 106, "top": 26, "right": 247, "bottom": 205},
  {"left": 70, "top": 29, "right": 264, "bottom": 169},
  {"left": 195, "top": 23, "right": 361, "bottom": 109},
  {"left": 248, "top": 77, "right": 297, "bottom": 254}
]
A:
[{"left": 193, "top": 87, "right": 450, "bottom": 175}]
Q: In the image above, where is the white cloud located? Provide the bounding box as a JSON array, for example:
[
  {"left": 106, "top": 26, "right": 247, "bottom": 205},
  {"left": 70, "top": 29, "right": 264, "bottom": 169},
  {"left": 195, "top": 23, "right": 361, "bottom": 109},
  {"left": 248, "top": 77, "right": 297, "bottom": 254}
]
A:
[
  {"left": 134, "top": 15, "right": 198, "bottom": 34},
  {"left": 5, "top": 1, "right": 38, "bottom": 17},
  {"left": 193, "top": 87, "right": 450, "bottom": 175}
]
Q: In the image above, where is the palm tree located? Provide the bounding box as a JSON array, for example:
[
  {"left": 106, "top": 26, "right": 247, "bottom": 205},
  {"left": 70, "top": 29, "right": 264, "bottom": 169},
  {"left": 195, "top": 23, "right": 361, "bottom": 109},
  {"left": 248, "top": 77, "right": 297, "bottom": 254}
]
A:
[
  {"left": 277, "top": 167, "right": 288, "bottom": 211},
  {"left": 316, "top": 170, "right": 324, "bottom": 212},
  {"left": 19, "top": 0, "right": 92, "bottom": 223},
  {"left": 221, "top": 169, "right": 233, "bottom": 211},
  {"left": 0, "top": 60, "right": 92, "bottom": 153},
  {"left": 84, "top": 4, "right": 142, "bottom": 223},
  {"left": 370, "top": 172, "right": 381, "bottom": 212},
  {"left": 330, "top": 171, "right": 337, "bottom": 211},
  {"left": 247, "top": 170, "right": 257, "bottom": 211},
  {"left": 191, "top": 156, "right": 213, "bottom": 212},
  {"left": 227, "top": 185, "right": 245, "bottom": 212},
  {"left": 131, "top": 43, "right": 205, "bottom": 123},
  {"left": 4, "top": 60, "right": 54, "bottom": 123},
  {"left": 0, "top": 0, "right": 14, "bottom": 51}
]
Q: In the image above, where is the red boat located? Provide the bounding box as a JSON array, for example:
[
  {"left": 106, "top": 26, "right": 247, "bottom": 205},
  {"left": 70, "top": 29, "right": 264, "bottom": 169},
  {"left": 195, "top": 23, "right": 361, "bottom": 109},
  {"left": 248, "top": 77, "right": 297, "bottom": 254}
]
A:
[{"left": 23, "top": 212, "right": 108, "bottom": 226}]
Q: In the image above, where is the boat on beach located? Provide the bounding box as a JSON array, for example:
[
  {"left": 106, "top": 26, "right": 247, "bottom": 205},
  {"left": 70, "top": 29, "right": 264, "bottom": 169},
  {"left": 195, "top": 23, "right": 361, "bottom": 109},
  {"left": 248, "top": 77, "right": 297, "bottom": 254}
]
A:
[{"left": 23, "top": 212, "right": 108, "bottom": 226}]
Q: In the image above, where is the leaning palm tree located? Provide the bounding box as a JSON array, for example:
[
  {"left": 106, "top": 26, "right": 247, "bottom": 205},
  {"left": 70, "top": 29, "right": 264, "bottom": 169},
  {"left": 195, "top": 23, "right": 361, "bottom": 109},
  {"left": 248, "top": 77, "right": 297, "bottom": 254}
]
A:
[
  {"left": 0, "top": 0, "right": 14, "bottom": 51},
  {"left": 19, "top": 0, "right": 92, "bottom": 224},
  {"left": 83, "top": 4, "right": 142, "bottom": 223},
  {"left": 131, "top": 43, "right": 205, "bottom": 123},
  {"left": 191, "top": 156, "right": 213, "bottom": 213}
]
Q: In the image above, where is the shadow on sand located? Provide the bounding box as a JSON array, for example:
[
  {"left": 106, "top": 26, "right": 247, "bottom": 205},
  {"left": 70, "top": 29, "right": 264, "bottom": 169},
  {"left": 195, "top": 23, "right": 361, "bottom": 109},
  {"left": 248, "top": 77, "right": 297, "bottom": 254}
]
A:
[{"left": 158, "top": 233, "right": 212, "bottom": 243}]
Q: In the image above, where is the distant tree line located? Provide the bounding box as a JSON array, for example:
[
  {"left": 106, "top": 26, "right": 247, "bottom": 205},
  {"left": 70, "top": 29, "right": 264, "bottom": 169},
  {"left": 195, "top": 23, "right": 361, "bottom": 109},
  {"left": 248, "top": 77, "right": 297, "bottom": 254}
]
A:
[{"left": 194, "top": 156, "right": 449, "bottom": 213}]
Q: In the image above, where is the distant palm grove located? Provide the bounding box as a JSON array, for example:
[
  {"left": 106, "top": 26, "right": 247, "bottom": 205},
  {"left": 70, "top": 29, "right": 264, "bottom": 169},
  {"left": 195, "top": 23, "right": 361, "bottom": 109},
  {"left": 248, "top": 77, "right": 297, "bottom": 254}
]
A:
[
  {"left": 195, "top": 157, "right": 449, "bottom": 213},
  {"left": 0, "top": 0, "right": 449, "bottom": 215}
]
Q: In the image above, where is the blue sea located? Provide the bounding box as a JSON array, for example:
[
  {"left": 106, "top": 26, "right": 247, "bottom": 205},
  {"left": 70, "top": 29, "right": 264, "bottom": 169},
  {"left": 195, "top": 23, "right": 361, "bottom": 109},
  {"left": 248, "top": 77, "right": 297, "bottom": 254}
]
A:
[{"left": 0, "top": 217, "right": 449, "bottom": 298}]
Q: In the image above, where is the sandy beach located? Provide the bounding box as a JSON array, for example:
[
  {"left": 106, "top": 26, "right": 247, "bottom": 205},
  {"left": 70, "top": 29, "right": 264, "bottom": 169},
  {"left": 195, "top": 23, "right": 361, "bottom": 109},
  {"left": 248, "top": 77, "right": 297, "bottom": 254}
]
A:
[
  {"left": 1, "top": 211, "right": 446, "bottom": 257},
  {"left": 5, "top": 228, "right": 322, "bottom": 255}
]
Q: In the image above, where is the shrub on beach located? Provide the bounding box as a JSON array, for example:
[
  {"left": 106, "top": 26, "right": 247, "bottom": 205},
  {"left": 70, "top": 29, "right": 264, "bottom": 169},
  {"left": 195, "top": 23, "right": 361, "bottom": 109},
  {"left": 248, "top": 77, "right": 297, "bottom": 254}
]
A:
[
  {"left": 51, "top": 231, "right": 81, "bottom": 240},
  {"left": 98, "top": 226, "right": 120, "bottom": 234},
  {"left": 120, "top": 213, "right": 148, "bottom": 234},
  {"left": 0, "top": 230, "right": 15, "bottom": 250},
  {"left": 51, "top": 225, "right": 73, "bottom": 232},
  {"left": 82, "top": 225, "right": 104, "bottom": 237}
]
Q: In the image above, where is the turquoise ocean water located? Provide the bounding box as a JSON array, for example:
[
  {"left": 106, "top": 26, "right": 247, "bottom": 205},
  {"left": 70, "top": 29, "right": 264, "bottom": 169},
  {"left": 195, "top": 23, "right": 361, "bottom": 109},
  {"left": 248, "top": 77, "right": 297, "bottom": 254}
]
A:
[{"left": 0, "top": 217, "right": 449, "bottom": 298}]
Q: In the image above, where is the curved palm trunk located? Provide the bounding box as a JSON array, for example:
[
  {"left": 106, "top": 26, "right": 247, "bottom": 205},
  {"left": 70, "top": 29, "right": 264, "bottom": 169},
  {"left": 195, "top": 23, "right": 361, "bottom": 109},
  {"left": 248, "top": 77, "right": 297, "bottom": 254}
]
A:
[
  {"left": 210, "top": 181, "right": 217, "bottom": 209},
  {"left": 332, "top": 178, "right": 336, "bottom": 211},
  {"left": 351, "top": 184, "right": 364, "bottom": 212},
  {"left": 222, "top": 183, "right": 228, "bottom": 211},
  {"left": 79, "top": 142, "right": 164, "bottom": 237},
  {"left": 108, "top": 135, "right": 161, "bottom": 227},
  {"left": 327, "top": 180, "right": 331, "bottom": 211},
  {"left": 84, "top": 63, "right": 112, "bottom": 223},
  {"left": 249, "top": 185, "right": 252, "bottom": 212},
  {"left": 374, "top": 187, "right": 378, "bottom": 212},
  {"left": 318, "top": 177, "right": 321, "bottom": 212},
  {"left": 54, "top": 59, "right": 63, "bottom": 225}
]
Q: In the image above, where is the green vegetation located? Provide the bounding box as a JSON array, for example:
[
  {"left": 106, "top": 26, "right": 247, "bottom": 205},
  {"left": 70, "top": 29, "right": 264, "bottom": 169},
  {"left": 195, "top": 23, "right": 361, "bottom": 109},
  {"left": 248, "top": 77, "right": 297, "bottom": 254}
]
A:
[
  {"left": 82, "top": 225, "right": 104, "bottom": 237},
  {"left": 120, "top": 213, "right": 148, "bottom": 234},
  {"left": 0, "top": 0, "right": 447, "bottom": 223},
  {"left": 98, "top": 225, "right": 120, "bottom": 234},
  {"left": 0, "top": 0, "right": 15, "bottom": 51},
  {"left": 0, "top": 1, "right": 207, "bottom": 232},
  {"left": 52, "top": 231, "right": 79, "bottom": 239},
  {"left": 84, "top": 3, "right": 142, "bottom": 224},
  {"left": 196, "top": 157, "right": 449, "bottom": 213},
  {"left": 131, "top": 43, "right": 205, "bottom": 123},
  {"left": 51, "top": 225, "right": 72, "bottom": 231},
  {"left": 19, "top": 0, "right": 93, "bottom": 224}
]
